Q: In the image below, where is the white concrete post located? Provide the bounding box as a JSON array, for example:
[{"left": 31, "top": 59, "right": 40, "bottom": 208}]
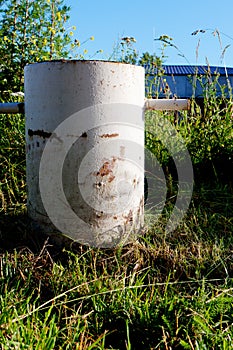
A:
[{"left": 24, "top": 60, "right": 145, "bottom": 247}]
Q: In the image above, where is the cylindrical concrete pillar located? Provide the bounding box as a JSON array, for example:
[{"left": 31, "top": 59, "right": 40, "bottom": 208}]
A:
[{"left": 24, "top": 60, "right": 145, "bottom": 248}]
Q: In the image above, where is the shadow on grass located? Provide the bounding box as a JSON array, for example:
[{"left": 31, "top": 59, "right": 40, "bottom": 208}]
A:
[
  {"left": 0, "top": 212, "right": 34, "bottom": 251},
  {"left": 0, "top": 212, "right": 66, "bottom": 257},
  {"left": 0, "top": 211, "right": 95, "bottom": 266}
]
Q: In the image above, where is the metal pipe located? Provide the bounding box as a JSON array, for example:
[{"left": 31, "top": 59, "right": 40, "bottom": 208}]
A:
[
  {"left": 0, "top": 99, "right": 190, "bottom": 114},
  {"left": 0, "top": 102, "right": 24, "bottom": 114},
  {"left": 145, "top": 98, "right": 190, "bottom": 111}
]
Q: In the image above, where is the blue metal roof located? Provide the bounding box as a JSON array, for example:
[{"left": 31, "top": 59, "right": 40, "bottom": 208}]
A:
[{"left": 144, "top": 64, "right": 233, "bottom": 76}]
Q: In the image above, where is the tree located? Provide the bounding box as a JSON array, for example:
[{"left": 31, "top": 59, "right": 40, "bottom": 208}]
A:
[
  {"left": 115, "top": 38, "right": 163, "bottom": 70},
  {"left": 138, "top": 51, "right": 162, "bottom": 67},
  {"left": 0, "top": 0, "right": 76, "bottom": 97}
]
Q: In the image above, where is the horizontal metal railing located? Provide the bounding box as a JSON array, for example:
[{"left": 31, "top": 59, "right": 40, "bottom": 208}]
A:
[{"left": 0, "top": 99, "right": 190, "bottom": 114}]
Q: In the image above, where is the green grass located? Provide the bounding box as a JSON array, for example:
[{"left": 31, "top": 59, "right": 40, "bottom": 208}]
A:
[{"left": 1, "top": 97, "right": 233, "bottom": 349}]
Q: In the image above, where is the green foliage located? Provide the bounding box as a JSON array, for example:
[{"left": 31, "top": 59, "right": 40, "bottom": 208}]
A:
[
  {"left": 0, "top": 0, "right": 79, "bottom": 96},
  {"left": 110, "top": 37, "right": 163, "bottom": 69},
  {"left": 179, "top": 100, "right": 233, "bottom": 166},
  {"left": 145, "top": 97, "right": 233, "bottom": 174},
  {"left": 138, "top": 51, "right": 162, "bottom": 66},
  {"left": 140, "top": 52, "right": 166, "bottom": 98},
  {"left": 0, "top": 103, "right": 26, "bottom": 212},
  {"left": 109, "top": 36, "right": 138, "bottom": 64}
]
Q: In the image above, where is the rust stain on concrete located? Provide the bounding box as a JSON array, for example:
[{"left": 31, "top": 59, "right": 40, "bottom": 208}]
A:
[
  {"left": 94, "top": 157, "right": 117, "bottom": 182},
  {"left": 28, "top": 129, "right": 52, "bottom": 138},
  {"left": 123, "top": 210, "right": 133, "bottom": 224},
  {"left": 100, "top": 133, "right": 119, "bottom": 138}
]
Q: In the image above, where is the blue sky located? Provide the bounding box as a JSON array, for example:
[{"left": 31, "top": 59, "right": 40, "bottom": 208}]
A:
[{"left": 66, "top": 0, "right": 233, "bottom": 67}]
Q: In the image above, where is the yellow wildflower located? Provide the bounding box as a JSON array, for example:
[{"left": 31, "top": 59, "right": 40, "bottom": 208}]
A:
[
  {"left": 90, "top": 36, "right": 94, "bottom": 41},
  {"left": 83, "top": 49, "right": 88, "bottom": 54},
  {"left": 49, "top": 28, "right": 56, "bottom": 35},
  {"left": 70, "top": 31, "right": 74, "bottom": 36},
  {"left": 57, "top": 12, "right": 61, "bottom": 21}
]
